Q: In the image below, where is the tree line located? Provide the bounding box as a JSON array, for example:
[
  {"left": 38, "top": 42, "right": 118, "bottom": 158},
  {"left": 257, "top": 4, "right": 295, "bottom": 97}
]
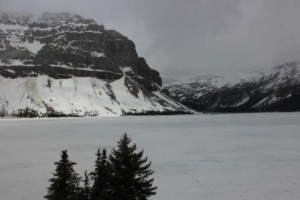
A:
[
  {"left": 45, "top": 134, "right": 157, "bottom": 200},
  {"left": 123, "top": 110, "right": 192, "bottom": 116}
]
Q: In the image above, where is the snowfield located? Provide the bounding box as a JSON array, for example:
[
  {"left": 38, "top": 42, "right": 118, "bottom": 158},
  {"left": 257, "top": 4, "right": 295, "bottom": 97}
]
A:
[
  {"left": 0, "top": 75, "right": 190, "bottom": 116},
  {"left": 0, "top": 113, "right": 300, "bottom": 200}
]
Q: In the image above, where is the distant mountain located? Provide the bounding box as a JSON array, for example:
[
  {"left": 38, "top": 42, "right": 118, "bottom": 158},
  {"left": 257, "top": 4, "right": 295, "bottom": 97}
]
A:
[
  {"left": 165, "top": 62, "right": 300, "bottom": 112},
  {"left": 0, "top": 12, "right": 191, "bottom": 117},
  {"left": 162, "top": 77, "right": 182, "bottom": 85}
]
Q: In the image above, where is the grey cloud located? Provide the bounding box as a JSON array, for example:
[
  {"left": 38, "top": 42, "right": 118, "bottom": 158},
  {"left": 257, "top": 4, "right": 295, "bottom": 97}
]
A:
[{"left": 1, "top": 0, "right": 300, "bottom": 79}]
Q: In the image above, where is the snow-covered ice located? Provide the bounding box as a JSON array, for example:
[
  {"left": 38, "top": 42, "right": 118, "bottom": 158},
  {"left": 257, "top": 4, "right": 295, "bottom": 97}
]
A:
[{"left": 0, "top": 113, "right": 300, "bottom": 200}]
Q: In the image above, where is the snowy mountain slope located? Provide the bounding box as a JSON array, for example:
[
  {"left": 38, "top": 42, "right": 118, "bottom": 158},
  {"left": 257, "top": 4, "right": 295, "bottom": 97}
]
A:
[
  {"left": 0, "top": 75, "right": 190, "bottom": 117},
  {"left": 0, "top": 12, "right": 190, "bottom": 117},
  {"left": 165, "top": 62, "right": 300, "bottom": 112}
]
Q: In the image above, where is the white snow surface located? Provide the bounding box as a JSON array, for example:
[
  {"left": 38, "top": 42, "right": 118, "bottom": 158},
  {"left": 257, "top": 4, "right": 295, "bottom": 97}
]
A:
[
  {"left": 165, "top": 62, "right": 300, "bottom": 89},
  {"left": 21, "top": 40, "right": 45, "bottom": 54},
  {"left": 0, "top": 113, "right": 299, "bottom": 200},
  {"left": 120, "top": 66, "right": 133, "bottom": 73},
  {"left": 0, "top": 23, "right": 45, "bottom": 55},
  {"left": 91, "top": 51, "right": 105, "bottom": 58},
  {"left": 0, "top": 23, "right": 29, "bottom": 32},
  {"left": 0, "top": 75, "right": 186, "bottom": 116},
  {"left": 0, "top": 39, "right": 5, "bottom": 51}
]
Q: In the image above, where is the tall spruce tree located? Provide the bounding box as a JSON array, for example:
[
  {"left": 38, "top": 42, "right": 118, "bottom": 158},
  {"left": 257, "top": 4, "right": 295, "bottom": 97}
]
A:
[
  {"left": 77, "top": 170, "right": 92, "bottom": 200},
  {"left": 45, "top": 150, "right": 81, "bottom": 200},
  {"left": 91, "top": 148, "right": 112, "bottom": 200},
  {"left": 109, "top": 134, "right": 157, "bottom": 200}
]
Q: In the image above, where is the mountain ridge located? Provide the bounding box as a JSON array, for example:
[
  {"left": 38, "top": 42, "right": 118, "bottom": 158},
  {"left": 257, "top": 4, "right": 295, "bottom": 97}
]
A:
[
  {"left": 165, "top": 62, "right": 300, "bottom": 112},
  {"left": 0, "top": 11, "right": 191, "bottom": 117}
]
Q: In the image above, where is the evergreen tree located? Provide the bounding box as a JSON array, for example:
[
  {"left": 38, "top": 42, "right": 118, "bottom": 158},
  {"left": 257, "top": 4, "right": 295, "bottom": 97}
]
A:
[
  {"left": 45, "top": 150, "right": 81, "bottom": 200},
  {"left": 78, "top": 171, "right": 91, "bottom": 200},
  {"left": 109, "top": 134, "right": 157, "bottom": 200},
  {"left": 91, "top": 148, "right": 112, "bottom": 200}
]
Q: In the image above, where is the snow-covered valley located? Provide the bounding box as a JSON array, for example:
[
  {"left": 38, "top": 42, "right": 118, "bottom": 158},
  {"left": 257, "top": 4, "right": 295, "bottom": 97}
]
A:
[{"left": 0, "top": 113, "right": 300, "bottom": 200}]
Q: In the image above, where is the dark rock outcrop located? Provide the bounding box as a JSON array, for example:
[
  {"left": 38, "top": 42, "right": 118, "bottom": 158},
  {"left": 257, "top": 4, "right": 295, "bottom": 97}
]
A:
[{"left": 0, "top": 12, "right": 161, "bottom": 89}]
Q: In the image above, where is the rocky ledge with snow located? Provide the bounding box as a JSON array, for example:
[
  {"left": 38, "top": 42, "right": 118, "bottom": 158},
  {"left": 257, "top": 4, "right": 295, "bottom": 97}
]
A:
[
  {"left": 165, "top": 62, "right": 300, "bottom": 112},
  {"left": 0, "top": 12, "right": 191, "bottom": 117}
]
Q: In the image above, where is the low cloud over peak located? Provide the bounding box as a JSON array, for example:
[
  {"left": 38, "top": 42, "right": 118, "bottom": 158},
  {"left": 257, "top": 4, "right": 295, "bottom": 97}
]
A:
[{"left": 1, "top": 0, "right": 300, "bottom": 79}]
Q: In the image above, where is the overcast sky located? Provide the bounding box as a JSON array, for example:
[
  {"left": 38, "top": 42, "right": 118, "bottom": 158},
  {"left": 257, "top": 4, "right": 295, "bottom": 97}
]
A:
[{"left": 1, "top": 0, "right": 300, "bottom": 79}]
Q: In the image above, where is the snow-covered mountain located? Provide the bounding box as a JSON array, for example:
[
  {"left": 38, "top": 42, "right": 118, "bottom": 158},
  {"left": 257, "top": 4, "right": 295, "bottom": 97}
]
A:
[
  {"left": 165, "top": 62, "right": 300, "bottom": 112},
  {"left": 0, "top": 12, "right": 190, "bottom": 117}
]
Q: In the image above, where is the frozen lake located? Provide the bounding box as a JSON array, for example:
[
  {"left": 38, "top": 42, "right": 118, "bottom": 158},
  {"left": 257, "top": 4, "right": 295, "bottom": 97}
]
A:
[{"left": 0, "top": 113, "right": 300, "bottom": 200}]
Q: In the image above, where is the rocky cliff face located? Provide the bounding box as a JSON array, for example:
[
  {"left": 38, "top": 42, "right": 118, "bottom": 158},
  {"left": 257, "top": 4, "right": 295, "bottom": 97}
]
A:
[
  {"left": 0, "top": 12, "right": 190, "bottom": 117},
  {"left": 0, "top": 12, "right": 161, "bottom": 87},
  {"left": 165, "top": 62, "right": 300, "bottom": 112}
]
